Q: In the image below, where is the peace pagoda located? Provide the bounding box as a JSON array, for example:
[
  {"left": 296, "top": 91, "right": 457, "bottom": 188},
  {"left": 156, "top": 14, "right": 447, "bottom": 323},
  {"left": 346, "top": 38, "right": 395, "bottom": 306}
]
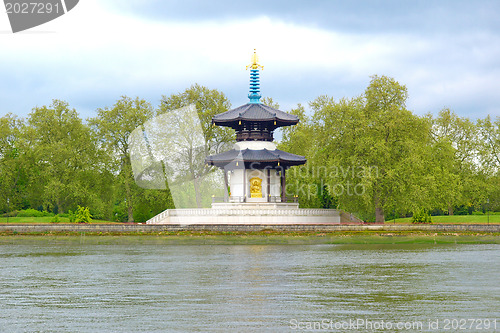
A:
[
  {"left": 147, "top": 51, "right": 362, "bottom": 224},
  {"left": 205, "top": 51, "right": 306, "bottom": 204}
]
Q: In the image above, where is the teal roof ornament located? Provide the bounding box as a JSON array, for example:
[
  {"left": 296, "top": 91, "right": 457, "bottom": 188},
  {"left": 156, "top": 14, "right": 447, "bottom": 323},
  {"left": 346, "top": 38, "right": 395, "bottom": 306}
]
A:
[{"left": 246, "top": 49, "right": 264, "bottom": 104}]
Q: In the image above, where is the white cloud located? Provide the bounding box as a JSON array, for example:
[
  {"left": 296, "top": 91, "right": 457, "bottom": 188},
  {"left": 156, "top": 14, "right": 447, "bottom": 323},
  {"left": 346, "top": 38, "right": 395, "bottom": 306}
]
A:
[{"left": 0, "top": 0, "right": 498, "bottom": 119}]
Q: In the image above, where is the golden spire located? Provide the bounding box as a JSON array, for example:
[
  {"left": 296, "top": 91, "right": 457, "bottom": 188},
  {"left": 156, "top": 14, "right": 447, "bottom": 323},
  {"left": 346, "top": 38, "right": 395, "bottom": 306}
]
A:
[{"left": 246, "top": 49, "right": 264, "bottom": 70}]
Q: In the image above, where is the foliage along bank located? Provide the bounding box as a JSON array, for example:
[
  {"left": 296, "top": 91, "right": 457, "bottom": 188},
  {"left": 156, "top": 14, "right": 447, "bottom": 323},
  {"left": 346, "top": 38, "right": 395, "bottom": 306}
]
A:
[{"left": 0, "top": 78, "right": 499, "bottom": 222}]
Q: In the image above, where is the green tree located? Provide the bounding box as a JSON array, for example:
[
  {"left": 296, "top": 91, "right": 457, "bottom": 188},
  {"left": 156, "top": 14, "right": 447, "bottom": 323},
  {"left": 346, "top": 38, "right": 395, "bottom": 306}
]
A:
[
  {"left": 0, "top": 114, "right": 26, "bottom": 212},
  {"left": 89, "top": 96, "right": 155, "bottom": 222},
  {"left": 477, "top": 115, "right": 500, "bottom": 211},
  {"left": 432, "top": 109, "right": 486, "bottom": 214},
  {"left": 311, "top": 76, "right": 432, "bottom": 222},
  {"left": 158, "top": 84, "right": 234, "bottom": 207},
  {"left": 261, "top": 97, "right": 280, "bottom": 109},
  {"left": 278, "top": 104, "right": 327, "bottom": 208},
  {"left": 280, "top": 104, "right": 312, "bottom": 157},
  {"left": 22, "top": 100, "right": 102, "bottom": 214},
  {"left": 477, "top": 115, "right": 500, "bottom": 171}
]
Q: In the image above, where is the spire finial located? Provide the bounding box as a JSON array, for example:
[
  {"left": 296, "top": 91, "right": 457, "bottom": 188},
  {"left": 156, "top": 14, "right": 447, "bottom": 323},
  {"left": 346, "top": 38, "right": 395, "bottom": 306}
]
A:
[
  {"left": 246, "top": 49, "right": 263, "bottom": 104},
  {"left": 246, "top": 49, "right": 264, "bottom": 70}
]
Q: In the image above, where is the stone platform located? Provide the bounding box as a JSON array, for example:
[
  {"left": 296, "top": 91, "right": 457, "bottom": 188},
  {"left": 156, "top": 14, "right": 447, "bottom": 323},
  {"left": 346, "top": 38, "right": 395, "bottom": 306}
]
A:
[{"left": 146, "top": 203, "right": 363, "bottom": 225}]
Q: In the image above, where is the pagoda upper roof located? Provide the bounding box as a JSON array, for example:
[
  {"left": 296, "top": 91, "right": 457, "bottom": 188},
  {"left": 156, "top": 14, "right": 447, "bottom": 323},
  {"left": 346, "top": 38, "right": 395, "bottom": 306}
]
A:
[
  {"left": 212, "top": 103, "right": 299, "bottom": 128},
  {"left": 205, "top": 148, "right": 306, "bottom": 168}
]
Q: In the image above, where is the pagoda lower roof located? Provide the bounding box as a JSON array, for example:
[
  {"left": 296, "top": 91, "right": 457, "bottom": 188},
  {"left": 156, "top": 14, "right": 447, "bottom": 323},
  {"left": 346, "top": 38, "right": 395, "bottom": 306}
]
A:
[
  {"left": 212, "top": 103, "right": 299, "bottom": 128},
  {"left": 206, "top": 148, "right": 306, "bottom": 168}
]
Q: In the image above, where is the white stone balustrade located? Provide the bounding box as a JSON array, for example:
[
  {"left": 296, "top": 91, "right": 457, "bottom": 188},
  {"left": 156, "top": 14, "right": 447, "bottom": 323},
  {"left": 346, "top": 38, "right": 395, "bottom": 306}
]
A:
[{"left": 146, "top": 203, "right": 362, "bottom": 225}]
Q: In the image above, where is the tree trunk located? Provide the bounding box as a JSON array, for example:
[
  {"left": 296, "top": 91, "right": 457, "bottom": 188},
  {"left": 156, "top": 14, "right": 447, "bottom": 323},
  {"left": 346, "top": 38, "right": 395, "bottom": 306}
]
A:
[
  {"left": 448, "top": 204, "right": 454, "bottom": 216},
  {"left": 188, "top": 148, "right": 202, "bottom": 208},
  {"left": 375, "top": 205, "right": 385, "bottom": 223},
  {"left": 374, "top": 192, "right": 385, "bottom": 223},
  {"left": 193, "top": 176, "right": 202, "bottom": 208},
  {"left": 123, "top": 164, "right": 134, "bottom": 223},
  {"left": 56, "top": 198, "right": 64, "bottom": 214},
  {"left": 127, "top": 201, "right": 134, "bottom": 222},
  {"left": 125, "top": 179, "right": 134, "bottom": 223}
]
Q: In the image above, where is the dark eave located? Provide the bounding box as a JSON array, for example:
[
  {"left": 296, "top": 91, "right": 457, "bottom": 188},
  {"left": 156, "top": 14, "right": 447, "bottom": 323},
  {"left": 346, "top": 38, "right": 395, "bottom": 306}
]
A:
[
  {"left": 212, "top": 103, "right": 299, "bottom": 128},
  {"left": 206, "top": 148, "right": 306, "bottom": 168}
]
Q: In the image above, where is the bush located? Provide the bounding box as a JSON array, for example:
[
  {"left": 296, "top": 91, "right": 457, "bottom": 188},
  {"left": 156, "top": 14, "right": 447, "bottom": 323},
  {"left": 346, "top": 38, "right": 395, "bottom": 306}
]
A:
[
  {"left": 1, "top": 210, "right": 18, "bottom": 217},
  {"left": 66, "top": 210, "right": 76, "bottom": 223},
  {"left": 412, "top": 211, "right": 432, "bottom": 224},
  {"left": 113, "top": 202, "right": 128, "bottom": 222},
  {"left": 17, "top": 209, "right": 54, "bottom": 217},
  {"left": 75, "top": 206, "right": 92, "bottom": 223},
  {"left": 51, "top": 215, "right": 60, "bottom": 223},
  {"left": 453, "top": 205, "right": 469, "bottom": 215}
]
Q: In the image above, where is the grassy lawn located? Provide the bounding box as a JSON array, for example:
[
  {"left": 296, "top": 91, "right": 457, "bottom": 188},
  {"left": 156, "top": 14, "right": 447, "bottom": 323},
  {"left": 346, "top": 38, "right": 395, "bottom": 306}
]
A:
[
  {"left": 387, "top": 214, "right": 500, "bottom": 224},
  {"left": 0, "top": 216, "right": 120, "bottom": 224}
]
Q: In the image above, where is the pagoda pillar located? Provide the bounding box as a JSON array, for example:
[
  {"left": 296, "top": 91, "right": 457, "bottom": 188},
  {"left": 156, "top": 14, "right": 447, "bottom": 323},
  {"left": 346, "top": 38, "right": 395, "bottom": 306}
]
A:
[
  {"left": 223, "top": 170, "right": 229, "bottom": 202},
  {"left": 243, "top": 167, "right": 246, "bottom": 202},
  {"left": 281, "top": 167, "right": 286, "bottom": 202},
  {"left": 267, "top": 168, "right": 271, "bottom": 202}
]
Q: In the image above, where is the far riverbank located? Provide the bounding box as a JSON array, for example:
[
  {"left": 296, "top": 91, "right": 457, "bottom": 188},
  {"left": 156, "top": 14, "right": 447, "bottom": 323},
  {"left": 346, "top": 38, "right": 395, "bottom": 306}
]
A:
[{"left": 0, "top": 224, "right": 499, "bottom": 244}]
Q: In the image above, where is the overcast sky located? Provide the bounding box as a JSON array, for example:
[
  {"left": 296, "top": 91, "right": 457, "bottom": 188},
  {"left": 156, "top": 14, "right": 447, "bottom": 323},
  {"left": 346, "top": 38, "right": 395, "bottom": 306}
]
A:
[{"left": 1, "top": 0, "right": 499, "bottom": 120}]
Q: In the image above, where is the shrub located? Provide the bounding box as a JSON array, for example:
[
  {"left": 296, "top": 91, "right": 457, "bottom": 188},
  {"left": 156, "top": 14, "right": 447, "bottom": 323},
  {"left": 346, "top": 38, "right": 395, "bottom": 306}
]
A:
[
  {"left": 412, "top": 211, "right": 432, "bottom": 224},
  {"left": 66, "top": 210, "right": 75, "bottom": 223},
  {"left": 112, "top": 202, "right": 128, "bottom": 222},
  {"left": 1, "top": 210, "right": 18, "bottom": 217},
  {"left": 75, "top": 206, "right": 92, "bottom": 223},
  {"left": 17, "top": 209, "right": 54, "bottom": 217},
  {"left": 51, "top": 215, "right": 60, "bottom": 223}
]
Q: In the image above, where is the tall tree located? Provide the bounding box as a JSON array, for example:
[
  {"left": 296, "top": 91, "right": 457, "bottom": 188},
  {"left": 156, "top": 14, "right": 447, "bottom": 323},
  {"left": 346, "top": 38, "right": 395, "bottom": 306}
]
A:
[
  {"left": 89, "top": 96, "right": 155, "bottom": 222},
  {"left": 477, "top": 115, "right": 500, "bottom": 210},
  {"left": 431, "top": 108, "right": 485, "bottom": 214},
  {"left": 278, "top": 104, "right": 327, "bottom": 208},
  {"left": 0, "top": 114, "right": 25, "bottom": 212},
  {"left": 22, "top": 100, "right": 101, "bottom": 213},
  {"left": 158, "top": 84, "right": 233, "bottom": 208},
  {"left": 477, "top": 115, "right": 500, "bottom": 172},
  {"left": 311, "top": 76, "right": 431, "bottom": 222}
]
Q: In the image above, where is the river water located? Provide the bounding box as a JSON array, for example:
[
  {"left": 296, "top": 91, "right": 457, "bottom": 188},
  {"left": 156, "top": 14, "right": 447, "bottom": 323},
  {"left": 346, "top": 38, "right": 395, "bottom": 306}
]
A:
[{"left": 0, "top": 239, "right": 498, "bottom": 332}]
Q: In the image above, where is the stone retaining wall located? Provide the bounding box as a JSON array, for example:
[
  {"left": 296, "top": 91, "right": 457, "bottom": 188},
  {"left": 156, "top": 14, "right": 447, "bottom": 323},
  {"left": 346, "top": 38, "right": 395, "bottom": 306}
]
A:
[{"left": 0, "top": 224, "right": 499, "bottom": 233}]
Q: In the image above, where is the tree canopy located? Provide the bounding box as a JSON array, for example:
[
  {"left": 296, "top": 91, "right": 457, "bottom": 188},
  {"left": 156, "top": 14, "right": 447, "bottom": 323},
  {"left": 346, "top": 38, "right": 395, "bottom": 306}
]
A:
[
  {"left": 1, "top": 80, "right": 498, "bottom": 222},
  {"left": 279, "top": 75, "right": 499, "bottom": 221}
]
